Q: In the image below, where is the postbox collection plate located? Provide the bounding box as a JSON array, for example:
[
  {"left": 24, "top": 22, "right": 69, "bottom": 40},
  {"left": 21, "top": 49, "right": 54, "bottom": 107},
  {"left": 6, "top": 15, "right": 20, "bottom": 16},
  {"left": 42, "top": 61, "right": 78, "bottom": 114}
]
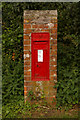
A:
[
  {"left": 31, "top": 33, "right": 50, "bottom": 81},
  {"left": 38, "top": 50, "right": 43, "bottom": 62}
]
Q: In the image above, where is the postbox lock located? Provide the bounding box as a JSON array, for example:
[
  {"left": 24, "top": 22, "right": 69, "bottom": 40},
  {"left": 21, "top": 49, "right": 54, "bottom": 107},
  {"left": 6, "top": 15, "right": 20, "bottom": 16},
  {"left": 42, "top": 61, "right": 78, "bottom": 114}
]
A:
[{"left": 37, "top": 65, "right": 39, "bottom": 67}]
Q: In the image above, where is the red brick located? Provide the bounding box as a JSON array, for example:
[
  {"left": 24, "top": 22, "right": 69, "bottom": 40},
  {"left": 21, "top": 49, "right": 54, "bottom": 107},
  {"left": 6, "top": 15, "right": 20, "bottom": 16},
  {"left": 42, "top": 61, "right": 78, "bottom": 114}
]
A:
[
  {"left": 41, "top": 29, "right": 49, "bottom": 32},
  {"left": 50, "top": 66, "right": 57, "bottom": 70},
  {"left": 24, "top": 24, "right": 31, "bottom": 29},
  {"left": 24, "top": 51, "right": 30, "bottom": 54},
  {"left": 24, "top": 91, "right": 27, "bottom": 96},
  {"left": 51, "top": 50, "right": 57, "bottom": 55},
  {"left": 51, "top": 19, "right": 57, "bottom": 23},
  {"left": 50, "top": 56, "right": 57, "bottom": 61},
  {"left": 24, "top": 35, "right": 30, "bottom": 40},
  {"left": 24, "top": 46, "right": 30, "bottom": 50},
  {"left": 54, "top": 23, "right": 57, "bottom": 28},
  {"left": 50, "top": 76, "right": 54, "bottom": 81},
  {"left": 50, "top": 45, "right": 57, "bottom": 50},
  {"left": 24, "top": 40, "right": 30, "bottom": 45},
  {"left": 24, "top": 82, "right": 32, "bottom": 86},
  {"left": 49, "top": 96, "right": 56, "bottom": 105},
  {"left": 51, "top": 34, "right": 57, "bottom": 39},
  {"left": 50, "top": 40, "right": 57, "bottom": 44},
  {"left": 32, "top": 24, "right": 48, "bottom": 29},
  {"left": 24, "top": 60, "right": 30, "bottom": 65},
  {"left": 24, "top": 19, "right": 32, "bottom": 23},
  {"left": 49, "top": 81, "right": 55, "bottom": 86},
  {"left": 51, "top": 29, "right": 57, "bottom": 34},
  {"left": 24, "top": 29, "right": 32, "bottom": 34},
  {"left": 24, "top": 77, "right": 31, "bottom": 81},
  {"left": 50, "top": 71, "right": 57, "bottom": 76},
  {"left": 24, "top": 66, "right": 30, "bottom": 70},
  {"left": 24, "top": 86, "right": 27, "bottom": 91},
  {"left": 24, "top": 70, "right": 30, "bottom": 75},
  {"left": 24, "top": 57, "right": 30, "bottom": 61},
  {"left": 32, "top": 24, "right": 40, "bottom": 28},
  {"left": 50, "top": 76, "right": 57, "bottom": 81},
  {"left": 50, "top": 61, "right": 57, "bottom": 65}
]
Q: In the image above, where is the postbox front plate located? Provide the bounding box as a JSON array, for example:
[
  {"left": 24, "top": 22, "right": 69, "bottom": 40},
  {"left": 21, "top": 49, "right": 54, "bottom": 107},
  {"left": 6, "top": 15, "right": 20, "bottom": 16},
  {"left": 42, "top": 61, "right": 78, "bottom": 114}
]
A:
[{"left": 31, "top": 33, "right": 50, "bottom": 81}]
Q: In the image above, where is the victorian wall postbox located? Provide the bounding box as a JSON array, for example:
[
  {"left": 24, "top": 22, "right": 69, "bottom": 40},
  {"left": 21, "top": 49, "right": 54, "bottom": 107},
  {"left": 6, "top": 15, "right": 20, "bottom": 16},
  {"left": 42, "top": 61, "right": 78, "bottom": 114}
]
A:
[{"left": 31, "top": 33, "right": 50, "bottom": 81}]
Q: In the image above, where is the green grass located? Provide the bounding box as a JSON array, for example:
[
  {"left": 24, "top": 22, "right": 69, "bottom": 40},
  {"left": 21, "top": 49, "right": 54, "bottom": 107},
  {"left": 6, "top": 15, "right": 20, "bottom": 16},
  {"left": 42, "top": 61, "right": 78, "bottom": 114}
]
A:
[{"left": 2, "top": 98, "right": 79, "bottom": 119}]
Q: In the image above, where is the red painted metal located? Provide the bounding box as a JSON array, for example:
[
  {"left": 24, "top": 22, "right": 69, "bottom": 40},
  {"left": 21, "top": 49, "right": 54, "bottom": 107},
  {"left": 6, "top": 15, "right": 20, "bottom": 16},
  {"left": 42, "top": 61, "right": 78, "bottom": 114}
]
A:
[{"left": 31, "top": 33, "right": 50, "bottom": 81}]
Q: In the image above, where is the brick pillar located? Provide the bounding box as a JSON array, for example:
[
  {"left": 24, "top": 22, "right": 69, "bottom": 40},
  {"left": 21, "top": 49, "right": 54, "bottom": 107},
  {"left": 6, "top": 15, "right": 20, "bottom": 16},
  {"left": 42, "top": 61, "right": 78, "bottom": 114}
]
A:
[{"left": 24, "top": 10, "right": 57, "bottom": 105}]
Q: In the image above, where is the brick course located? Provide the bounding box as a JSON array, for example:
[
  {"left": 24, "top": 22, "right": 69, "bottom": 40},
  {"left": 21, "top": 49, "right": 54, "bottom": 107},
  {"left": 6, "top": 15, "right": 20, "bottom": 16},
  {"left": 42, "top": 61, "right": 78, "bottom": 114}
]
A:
[{"left": 24, "top": 10, "right": 57, "bottom": 105}]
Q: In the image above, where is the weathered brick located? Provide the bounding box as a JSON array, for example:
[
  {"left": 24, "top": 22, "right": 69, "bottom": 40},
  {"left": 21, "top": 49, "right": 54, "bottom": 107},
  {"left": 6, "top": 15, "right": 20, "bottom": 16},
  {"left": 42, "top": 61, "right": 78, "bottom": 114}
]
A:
[
  {"left": 24, "top": 29, "right": 32, "bottom": 34},
  {"left": 50, "top": 45, "right": 57, "bottom": 50},
  {"left": 50, "top": 71, "right": 57, "bottom": 76},
  {"left": 24, "top": 71, "right": 30, "bottom": 75},
  {"left": 50, "top": 61, "right": 57, "bottom": 65},
  {"left": 24, "top": 82, "right": 32, "bottom": 86},
  {"left": 24, "top": 45, "right": 30, "bottom": 50},
  {"left": 50, "top": 76, "right": 54, "bottom": 81},
  {"left": 24, "top": 57, "right": 30, "bottom": 61},
  {"left": 24, "top": 40, "right": 30, "bottom": 45},
  {"left": 24, "top": 60, "right": 30, "bottom": 65},
  {"left": 49, "top": 92, "right": 57, "bottom": 97},
  {"left": 24, "top": 77, "right": 31, "bottom": 81},
  {"left": 24, "top": 86, "right": 27, "bottom": 91},
  {"left": 50, "top": 56, "right": 57, "bottom": 61},
  {"left": 24, "top": 51, "right": 31, "bottom": 54},
  {"left": 51, "top": 34, "right": 57, "bottom": 39},
  {"left": 32, "top": 24, "right": 41, "bottom": 28},
  {"left": 43, "top": 89, "right": 49, "bottom": 96},
  {"left": 49, "top": 81, "right": 55, "bottom": 86},
  {"left": 51, "top": 50, "right": 57, "bottom": 55},
  {"left": 54, "top": 23, "right": 57, "bottom": 28},
  {"left": 49, "top": 96, "right": 56, "bottom": 105},
  {"left": 50, "top": 40, "right": 57, "bottom": 44},
  {"left": 24, "top": 35, "right": 30, "bottom": 40},
  {"left": 50, "top": 75, "right": 57, "bottom": 81},
  {"left": 51, "top": 29, "right": 57, "bottom": 34},
  {"left": 24, "top": 19, "right": 32, "bottom": 23},
  {"left": 24, "top": 91, "right": 27, "bottom": 96},
  {"left": 24, "top": 24, "right": 31, "bottom": 29},
  {"left": 51, "top": 19, "right": 57, "bottom": 23},
  {"left": 32, "top": 24, "right": 49, "bottom": 29},
  {"left": 24, "top": 66, "right": 30, "bottom": 71},
  {"left": 41, "top": 29, "right": 49, "bottom": 32},
  {"left": 50, "top": 66, "right": 57, "bottom": 70}
]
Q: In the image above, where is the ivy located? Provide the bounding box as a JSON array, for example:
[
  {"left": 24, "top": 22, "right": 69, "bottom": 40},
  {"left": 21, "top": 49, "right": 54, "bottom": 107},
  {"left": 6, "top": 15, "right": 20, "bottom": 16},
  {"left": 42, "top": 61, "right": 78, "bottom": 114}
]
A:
[{"left": 2, "top": 2, "right": 80, "bottom": 109}]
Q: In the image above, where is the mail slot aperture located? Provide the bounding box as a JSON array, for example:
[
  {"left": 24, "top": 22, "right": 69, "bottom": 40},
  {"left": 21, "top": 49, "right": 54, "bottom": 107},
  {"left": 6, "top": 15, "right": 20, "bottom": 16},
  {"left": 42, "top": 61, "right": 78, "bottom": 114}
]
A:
[{"left": 31, "top": 33, "right": 50, "bottom": 81}]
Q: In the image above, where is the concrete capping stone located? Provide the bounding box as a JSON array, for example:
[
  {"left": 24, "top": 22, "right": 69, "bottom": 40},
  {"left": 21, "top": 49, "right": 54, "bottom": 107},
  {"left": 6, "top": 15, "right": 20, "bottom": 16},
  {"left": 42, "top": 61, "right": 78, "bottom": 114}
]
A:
[{"left": 24, "top": 10, "right": 57, "bottom": 16}]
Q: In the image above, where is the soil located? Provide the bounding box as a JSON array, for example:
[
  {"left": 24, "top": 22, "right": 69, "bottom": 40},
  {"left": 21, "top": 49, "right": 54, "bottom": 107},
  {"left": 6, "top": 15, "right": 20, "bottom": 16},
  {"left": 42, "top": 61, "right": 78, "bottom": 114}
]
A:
[{"left": 23, "top": 101, "right": 79, "bottom": 119}]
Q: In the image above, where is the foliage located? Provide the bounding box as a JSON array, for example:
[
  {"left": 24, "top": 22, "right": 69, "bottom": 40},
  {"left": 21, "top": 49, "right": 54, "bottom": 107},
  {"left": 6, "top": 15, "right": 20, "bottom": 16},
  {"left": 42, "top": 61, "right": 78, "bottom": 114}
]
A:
[
  {"left": 2, "top": 97, "right": 32, "bottom": 118},
  {"left": 2, "top": 2, "right": 80, "bottom": 111}
]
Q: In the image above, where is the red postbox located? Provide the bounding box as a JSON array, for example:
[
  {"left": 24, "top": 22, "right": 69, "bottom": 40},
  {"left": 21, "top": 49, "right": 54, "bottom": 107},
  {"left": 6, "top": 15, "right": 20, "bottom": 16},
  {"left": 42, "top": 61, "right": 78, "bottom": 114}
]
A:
[{"left": 31, "top": 33, "right": 50, "bottom": 81}]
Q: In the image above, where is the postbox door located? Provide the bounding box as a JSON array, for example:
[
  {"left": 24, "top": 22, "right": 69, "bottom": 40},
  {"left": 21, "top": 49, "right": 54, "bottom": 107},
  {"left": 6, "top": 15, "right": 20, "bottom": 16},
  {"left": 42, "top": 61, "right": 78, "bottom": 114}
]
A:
[
  {"left": 32, "top": 43, "right": 49, "bottom": 81},
  {"left": 31, "top": 33, "right": 50, "bottom": 81}
]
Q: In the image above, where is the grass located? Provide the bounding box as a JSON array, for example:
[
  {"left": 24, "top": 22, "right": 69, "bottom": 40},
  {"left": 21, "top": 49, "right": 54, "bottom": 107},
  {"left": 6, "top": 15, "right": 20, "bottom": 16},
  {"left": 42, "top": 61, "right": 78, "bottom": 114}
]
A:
[{"left": 2, "top": 98, "right": 79, "bottom": 119}]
